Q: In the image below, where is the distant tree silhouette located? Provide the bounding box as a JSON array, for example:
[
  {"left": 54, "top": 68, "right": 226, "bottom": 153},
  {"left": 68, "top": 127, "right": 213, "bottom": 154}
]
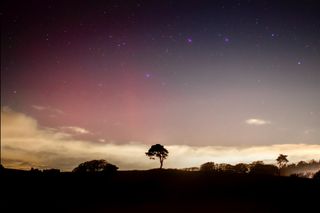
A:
[
  {"left": 308, "top": 159, "right": 318, "bottom": 164},
  {"left": 289, "top": 173, "right": 300, "bottom": 178},
  {"left": 233, "top": 163, "right": 249, "bottom": 174},
  {"left": 146, "top": 144, "right": 169, "bottom": 169},
  {"left": 314, "top": 170, "right": 320, "bottom": 180},
  {"left": 183, "top": 167, "right": 199, "bottom": 171},
  {"left": 216, "top": 163, "right": 235, "bottom": 172},
  {"left": 297, "top": 161, "right": 308, "bottom": 167},
  {"left": 224, "top": 164, "right": 235, "bottom": 172},
  {"left": 280, "top": 160, "right": 320, "bottom": 176},
  {"left": 249, "top": 163, "right": 279, "bottom": 176},
  {"left": 72, "top": 160, "right": 118, "bottom": 173},
  {"left": 30, "top": 167, "right": 42, "bottom": 174},
  {"left": 276, "top": 154, "right": 289, "bottom": 168},
  {"left": 200, "top": 162, "right": 215, "bottom": 172},
  {"left": 251, "top": 161, "right": 264, "bottom": 165}
]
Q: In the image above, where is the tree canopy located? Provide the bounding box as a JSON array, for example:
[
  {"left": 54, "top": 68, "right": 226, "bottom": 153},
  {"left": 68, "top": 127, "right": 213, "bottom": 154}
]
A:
[
  {"left": 200, "top": 162, "right": 215, "bottom": 171},
  {"left": 276, "top": 154, "right": 289, "bottom": 168}
]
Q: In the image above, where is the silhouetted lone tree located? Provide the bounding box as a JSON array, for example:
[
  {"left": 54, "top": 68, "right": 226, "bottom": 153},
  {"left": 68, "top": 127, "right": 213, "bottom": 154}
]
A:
[
  {"left": 72, "top": 159, "right": 118, "bottom": 173},
  {"left": 276, "top": 154, "right": 289, "bottom": 168},
  {"left": 146, "top": 144, "right": 168, "bottom": 169}
]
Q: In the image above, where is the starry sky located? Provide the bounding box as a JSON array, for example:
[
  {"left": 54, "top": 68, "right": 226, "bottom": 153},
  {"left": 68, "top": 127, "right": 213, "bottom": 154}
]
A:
[{"left": 1, "top": 1, "right": 320, "bottom": 170}]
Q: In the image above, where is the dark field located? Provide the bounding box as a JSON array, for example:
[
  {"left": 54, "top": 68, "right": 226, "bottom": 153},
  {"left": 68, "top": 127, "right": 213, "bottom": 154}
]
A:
[{"left": 2, "top": 169, "right": 319, "bottom": 213}]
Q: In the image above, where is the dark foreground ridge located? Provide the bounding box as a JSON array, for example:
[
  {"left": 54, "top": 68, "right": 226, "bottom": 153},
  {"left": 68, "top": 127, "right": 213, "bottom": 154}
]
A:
[{"left": 2, "top": 168, "right": 319, "bottom": 213}]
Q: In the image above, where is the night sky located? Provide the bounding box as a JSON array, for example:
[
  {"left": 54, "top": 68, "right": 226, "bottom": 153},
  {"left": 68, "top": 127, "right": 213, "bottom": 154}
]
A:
[{"left": 1, "top": 1, "right": 320, "bottom": 170}]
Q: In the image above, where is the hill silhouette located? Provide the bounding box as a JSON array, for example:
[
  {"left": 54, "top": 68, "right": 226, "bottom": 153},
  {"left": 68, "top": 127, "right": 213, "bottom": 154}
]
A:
[{"left": 1, "top": 166, "right": 319, "bottom": 213}]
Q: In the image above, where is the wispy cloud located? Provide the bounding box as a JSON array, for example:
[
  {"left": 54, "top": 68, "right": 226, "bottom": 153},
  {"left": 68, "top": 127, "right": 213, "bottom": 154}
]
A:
[
  {"left": 32, "top": 105, "right": 64, "bottom": 114},
  {"left": 2, "top": 107, "right": 320, "bottom": 171},
  {"left": 245, "top": 118, "right": 271, "bottom": 126},
  {"left": 32, "top": 105, "right": 47, "bottom": 111},
  {"left": 304, "top": 129, "right": 314, "bottom": 135},
  {"left": 61, "top": 126, "right": 90, "bottom": 134}
]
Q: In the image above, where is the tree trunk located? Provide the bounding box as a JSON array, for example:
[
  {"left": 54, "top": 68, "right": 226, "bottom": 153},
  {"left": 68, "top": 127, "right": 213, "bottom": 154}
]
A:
[{"left": 160, "top": 158, "right": 163, "bottom": 169}]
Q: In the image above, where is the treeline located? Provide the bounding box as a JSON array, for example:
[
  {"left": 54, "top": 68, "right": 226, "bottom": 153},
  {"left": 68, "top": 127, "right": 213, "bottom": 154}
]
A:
[
  {"left": 281, "top": 160, "right": 320, "bottom": 177},
  {"left": 2, "top": 159, "right": 319, "bottom": 180},
  {"left": 0, "top": 160, "right": 118, "bottom": 175},
  {"left": 184, "top": 161, "right": 278, "bottom": 175},
  {"left": 182, "top": 159, "right": 320, "bottom": 179}
]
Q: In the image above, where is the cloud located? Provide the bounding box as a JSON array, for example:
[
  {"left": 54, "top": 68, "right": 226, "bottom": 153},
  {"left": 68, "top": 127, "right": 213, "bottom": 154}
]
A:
[
  {"left": 245, "top": 118, "right": 271, "bottom": 125},
  {"left": 32, "top": 105, "right": 46, "bottom": 110},
  {"left": 2, "top": 107, "right": 320, "bottom": 171},
  {"left": 304, "top": 129, "right": 314, "bottom": 135},
  {"left": 32, "top": 105, "right": 64, "bottom": 114},
  {"left": 61, "top": 126, "right": 90, "bottom": 134}
]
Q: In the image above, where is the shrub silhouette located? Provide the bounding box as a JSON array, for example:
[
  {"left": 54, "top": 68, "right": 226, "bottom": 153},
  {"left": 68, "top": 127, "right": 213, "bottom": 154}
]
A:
[
  {"left": 72, "top": 159, "right": 118, "bottom": 173},
  {"left": 146, "top": 144, "right": 169, "bottom": 169},
  {"left": 314, "top": 170, "right": 320, "bottom": 180}
]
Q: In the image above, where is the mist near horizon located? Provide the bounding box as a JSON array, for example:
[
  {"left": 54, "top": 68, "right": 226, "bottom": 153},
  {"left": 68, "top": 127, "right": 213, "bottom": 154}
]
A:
[{"left": 1, "top": 0, "right": 320, "bottom": 170}]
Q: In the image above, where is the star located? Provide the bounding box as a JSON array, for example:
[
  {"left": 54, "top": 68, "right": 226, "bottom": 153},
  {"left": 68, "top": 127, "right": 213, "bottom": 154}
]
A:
[
  {"left": 298, "top": 61, "right": 302, "bottom": 65},
  {"left": 187, "top": 38, "right": 192, "bottom": 43},
  {"left": 145, "top": 73, "right": 151, "bottom": 78},
  {"left": 224, "top": 37, "right": 230, "bottom": 42}
]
